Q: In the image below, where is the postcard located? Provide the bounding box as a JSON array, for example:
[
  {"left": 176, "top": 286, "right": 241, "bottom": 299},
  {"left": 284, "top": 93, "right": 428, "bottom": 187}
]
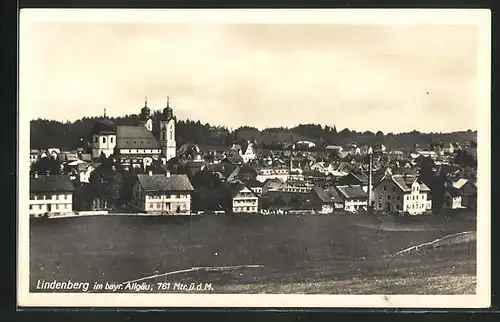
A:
[{"left": 18, "top": 8, "right": 491, "bottom": 308}]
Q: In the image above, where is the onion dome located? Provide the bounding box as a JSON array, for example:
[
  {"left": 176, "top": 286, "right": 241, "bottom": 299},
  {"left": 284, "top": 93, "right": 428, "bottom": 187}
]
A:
[
  {"left": 92, "top": 118, "right": 116, "bottom": 134},
  {"left": 140, "top": 97, "right": 151, "bottom": 119},
  {"left": 163, "top": 96, "right": 174, "bottom": 121}
]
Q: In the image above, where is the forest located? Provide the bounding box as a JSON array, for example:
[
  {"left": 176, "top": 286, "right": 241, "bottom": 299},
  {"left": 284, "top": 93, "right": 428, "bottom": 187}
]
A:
[{"left": 30, "top": 112, "right": 477, "bottom": 151}]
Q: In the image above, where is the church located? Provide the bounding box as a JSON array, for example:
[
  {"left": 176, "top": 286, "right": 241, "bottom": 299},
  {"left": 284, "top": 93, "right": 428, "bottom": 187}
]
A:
[{"left": 90, "top": 97, "right": 177, "bottom": 169}]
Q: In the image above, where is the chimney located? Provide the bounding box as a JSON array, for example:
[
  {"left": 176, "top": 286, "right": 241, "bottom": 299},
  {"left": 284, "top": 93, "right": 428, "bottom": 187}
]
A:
[{"left": 166, "top": 170, "right": 171, "bottom": 178}]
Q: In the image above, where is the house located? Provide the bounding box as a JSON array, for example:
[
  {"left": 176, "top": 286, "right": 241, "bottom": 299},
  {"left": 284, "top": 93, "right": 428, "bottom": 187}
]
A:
[
  {"left": 373, "top": 174, "right": 431, "bottom": 215},
  {"left": 77, "top": 162, "right": 95, "bottom": 184},
  {"left": 443, "top": 186, "right": 463, "bottom": 210},
  {"left": 452, "top": 178, "right": 477, "bottom": 210},
  {"left": 261, "top": 178, "right": 286, "bottom": 195},
  {"left": 230, "top": 183, "right": 259, "bottom": 214},
  {"left": 326, "top": 145, "right": 344, "bottom": 153},
  {"left": 417, "top": 150, "right": 438, "bottom": 160},
  {"left": 241, "top": 177, "right": 264, "bottom": 196},
  {"left": 312, "top": 186, "right": 344, "bottom": 214},
  {"left": 29, "top": 174, "right": 75, "bottom": 218},
  {"left": 338, "top": 171, "right": 369, "bottom": 191},
  {"left": 335, "top": 185, "right": 368, "bottom": 212},
  {"left": 30, "top": 149, "right": 41, "bottom": 165},
  {"left": 255, "top": 167, "right": 290, "bottom": 183},
  {"left": 132, "top": 171, "right": 194, "bottom": 215},
  {"left": 240, "top": 141, "right": 258, "bottom": 163}
]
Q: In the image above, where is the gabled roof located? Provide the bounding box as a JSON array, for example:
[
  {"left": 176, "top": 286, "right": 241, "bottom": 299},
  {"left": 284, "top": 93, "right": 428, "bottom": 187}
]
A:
[
  {"left": 335, "top": 185, "right": 367, "bottom": 200},
  {"left": 137, "top": 174, "right": 194, "bottom": 192},
  {"left": 30, "top": 175, "right": 76, "bottom": 193},
  {"left": 208, "top": 162, "right": 238, "bottom": 180},
  {"left": 326, "top": 145, "right": 343, "bottom": 150},
  {"left": 313, "top": 186, "right": 342, "bottom": 203},
  {"left": 349, "top": 171, "right": 369, "bottom": 185},
  {"left": 116, "top": 126, "right": 161, "bottom": 149},
  {"left": 242, "top": 177, "right": 264, "bottom": 188},
  {"left": 380, "top": 174, "right": 430, "bottom": 192},
  {"left": 452, "top": 178, "right": 469, "bottom": 190},
  {"left": 445, "top": 185, "right": 461, "bottom": 198},
  {"left": 229, "top": 182, "right": 258, "bottom": 198}
]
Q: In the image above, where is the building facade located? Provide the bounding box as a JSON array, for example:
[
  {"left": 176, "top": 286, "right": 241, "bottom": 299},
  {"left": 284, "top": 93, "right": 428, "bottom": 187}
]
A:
[
  {"left": 29, "top": 175, "right": 75, "bottom": 217},
  {"left": 231, "top": 185, "right": 259, "bottom": 213},
  {"left": 373, "top": 174, "right": 432, "bottom": 215},
  {"left": 335, "top": 185, "right": 368, "bottom": 212},
  {"left": 132, "top": 172, "right": 194, "bottom": 215}
]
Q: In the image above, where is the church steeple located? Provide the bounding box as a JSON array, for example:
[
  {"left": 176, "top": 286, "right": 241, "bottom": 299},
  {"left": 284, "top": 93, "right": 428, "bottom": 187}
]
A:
[
  {"left": 163, "top": 95, "right": 174, "bottom": 121},
  {"left": 140, "top": 96, "right": 153, "bottom": 131},
  {"left": 104, "top": 108, "right": 107, "bottom": 118}
]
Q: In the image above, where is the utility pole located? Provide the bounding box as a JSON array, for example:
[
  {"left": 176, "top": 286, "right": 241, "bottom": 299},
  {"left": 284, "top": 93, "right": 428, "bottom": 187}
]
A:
[{"left": 368, "top": 151, "right": 373, "bottom": 213}]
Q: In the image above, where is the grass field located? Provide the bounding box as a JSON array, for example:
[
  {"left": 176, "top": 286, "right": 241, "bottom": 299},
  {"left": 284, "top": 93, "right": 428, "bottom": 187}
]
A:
[{"left": 29, "top": 212, "right": 476, "bottom": 294}]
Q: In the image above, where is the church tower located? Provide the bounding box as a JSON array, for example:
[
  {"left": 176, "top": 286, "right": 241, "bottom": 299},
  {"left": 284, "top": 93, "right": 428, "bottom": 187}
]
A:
[
  {"left": 160, "top": 96, "right": 176, "bottom": 161},
  {"left": 91, "top": 108, "right": 117, "bottom": 159},
  {"left": 139, "top": 97, "right": 153, "bottom": 131}
]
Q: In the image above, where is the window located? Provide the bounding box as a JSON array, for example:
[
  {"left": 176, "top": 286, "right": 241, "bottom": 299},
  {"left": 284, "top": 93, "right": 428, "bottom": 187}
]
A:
[
  {"left": 383, "top": 186, "right": 386, "bottom": 191},
  {"left": 29, "top": 205, "right": 32, "bottom": 210},
  {"left": 56, "top": 195, "right": 59, "bottom": 200},
  {"left": 55, "top": 205, "right": 59, "bottom": 210},
  {"left": 392, "top": 187, "right": 395, "bottom": 192},
  {"left": 396, "top": 195, "right": 400, "bottom": 201},
  {"left": 150, "top": 204, "right": 153, "bottom": 209},
  {"left": 387, "top": 195, "right": 391, "bottom": 200},
  {"left": 95, "top": 136, "right": 98, "bottom": 143},
  {"left": 110, "top": 137, "right": 114, "bottom": 143},
  {"left": 102, "top": 137, "right": 106, "bottom": 144},
  {"left": 157, "top": 203, "right": 161, "bottom": 209}
]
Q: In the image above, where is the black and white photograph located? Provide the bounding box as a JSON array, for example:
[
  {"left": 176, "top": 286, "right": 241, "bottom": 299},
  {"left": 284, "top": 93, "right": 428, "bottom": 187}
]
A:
[{"left": 18, "top": 9, "right": 491, "bottom": 308}]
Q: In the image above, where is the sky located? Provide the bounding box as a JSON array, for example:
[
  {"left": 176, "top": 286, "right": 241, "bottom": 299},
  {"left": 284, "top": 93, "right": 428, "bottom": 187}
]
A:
[{"left": 20, "top": 19, "right": 481, "bottom": 133}]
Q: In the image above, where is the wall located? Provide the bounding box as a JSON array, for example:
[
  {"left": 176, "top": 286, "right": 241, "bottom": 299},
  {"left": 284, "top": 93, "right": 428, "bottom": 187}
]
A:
[{"left": 29, "top": 192, "right": 73, "bottom": 217}]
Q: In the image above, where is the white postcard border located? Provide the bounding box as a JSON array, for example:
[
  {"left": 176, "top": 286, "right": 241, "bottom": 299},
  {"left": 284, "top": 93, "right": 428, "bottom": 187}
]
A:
[{"left": 17, "top": 8, "right": 491, "bottom": 308}]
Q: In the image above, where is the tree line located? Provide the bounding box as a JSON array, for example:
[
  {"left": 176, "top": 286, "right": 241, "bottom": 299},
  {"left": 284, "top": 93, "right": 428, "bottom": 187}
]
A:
[{"left": 30, "top": 113, "right": 477, "bottom": 151}]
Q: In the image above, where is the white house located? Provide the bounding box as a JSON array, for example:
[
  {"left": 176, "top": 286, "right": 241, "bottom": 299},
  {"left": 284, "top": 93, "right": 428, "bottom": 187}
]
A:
[
  {"left": 443, "top": 186, "right": 463, "bottom": 210},
  {"left": 335, "top": 185, "right": 368, "bottom": 212},
  {"left": 240, "top": 142, "right": 258, "bottom": 163},
  {"left": 255, "top": 167, "right": 290, "bottom": 183},
  {"left": 132, "top": 171, "right": 194, "bottom": 215},
  {"left": 29, "top": 174, "right": 75, "bottom": 218},
  {"left": 373, "top": 174, "right": 432, "bottom": 215},
  {"left": 312, "top": 186, "right": 344, "bottom": 214},
  {"left": 230, "top": 184, "right": 259, "bottom": 213}
]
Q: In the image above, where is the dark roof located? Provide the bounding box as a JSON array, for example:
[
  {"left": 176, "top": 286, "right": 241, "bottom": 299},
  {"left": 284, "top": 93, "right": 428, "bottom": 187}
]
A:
[
  {"left": 137, "top": 174, "right": 194, "bottom": 192},
  {"left": 383, "top": 174, "right": 431, "bottom": 192},
  {"left": 92, "top": 118, "right": 116, "bottom": 134},
  {"left": 335, "top": 185, "right": 367, "bottom": 200},
  {"left": 349, "top": 171, "right": 369, "bottom": 185},
  {"left": 116, "top": 126, "right": 161, "bottom": 149},
  {"left": 445, "top": 186, "right": 461, "bottom": 198},
  {"left": 30, "top": 175, "right": 75, "bottom": 193},
  {"left": 242, "top": 177, "right": 264, "bottom": 188},
  {"left": 208, "top": 162, "right": 238, "bottom": 180},
  {"left": 229, "top": 182, "right": 258, "bottom": 198},
  {"left": 313, "top": 186, "right": 342, "bottom": 203}
]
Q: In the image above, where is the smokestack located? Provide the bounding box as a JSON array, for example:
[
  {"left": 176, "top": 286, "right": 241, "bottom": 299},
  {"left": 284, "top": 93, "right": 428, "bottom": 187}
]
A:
[{"left": 368, "top": 152, "right": 373, "bottom": 210}]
